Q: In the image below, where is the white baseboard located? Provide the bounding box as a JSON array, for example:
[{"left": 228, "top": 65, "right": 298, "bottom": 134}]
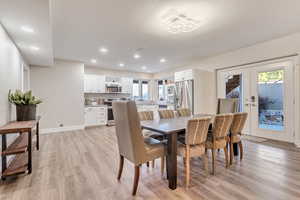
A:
[
  {"left": 294, "top": 140, "right": 300, "bottom": 148},
  {"left": 40, "top": 125, "right": 85, "bottom": 134}
]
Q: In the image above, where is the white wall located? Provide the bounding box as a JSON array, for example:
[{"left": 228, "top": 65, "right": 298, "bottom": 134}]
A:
[
  {"left": 84, "top": 66, "right": 153, "bottom": 80},
  {"left": 0, "top": 23, "right": 28, "bottom": 171},
  {"left": 30, "top": 60, "right": 85, "bottom": 133}
]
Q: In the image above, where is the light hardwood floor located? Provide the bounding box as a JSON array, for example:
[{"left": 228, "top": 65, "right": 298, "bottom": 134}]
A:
[{"left": 1, "top": 126, "right": 300, "bottom": 200}]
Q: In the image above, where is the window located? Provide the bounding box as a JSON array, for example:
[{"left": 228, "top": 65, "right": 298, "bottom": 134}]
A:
[
  {"left": 133, "top": 80, "right": 140, "bottom": 100},
  {"left": 132, "top": 80, "right": 149, "bottom": 100},
  {"left": 142, "top": 81, "right": 149, "bottom": 100},
  {"left": 158, "top": 80, "right": 165, "bottom": 100}
]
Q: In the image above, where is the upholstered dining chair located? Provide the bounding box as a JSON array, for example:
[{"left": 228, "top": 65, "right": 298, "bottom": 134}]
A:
[
  {"left": 177, "top": 108, "right": 192, "bottom": 117},
  {"left": 229, "top": 112, "right": 248, "bottom": 165},
  {"left": 177, "top": 117, "right": 211, "bottom": 187},
  {"left": 217, "top": 98, "right": 239, "bottom": 114},
  {"left": 138, "top": 111, "right": 165, "bottom": 170},
  {"left": 205, "top": 114, "right": 234, "bottom": 175},
  {"left": 112, "top": 101, "right": 166, "bottom": 196},
  {"left": 158, "top": 109, "right": 175, "bottom": 119}
]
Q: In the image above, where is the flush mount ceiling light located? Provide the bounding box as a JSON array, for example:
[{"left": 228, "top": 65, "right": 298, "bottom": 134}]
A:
[
  {"left": 160, "top": 58, "right": 166, "bottom": 63},
  {"left": 142, "top": 66, "right": 147, "bottom": 70},
  {"left": 30, "top": 46, "right": 40, "bottom": 51},
  {"left": 91, "top": 59, "right": 97, "bottom": 63},
  {"left": 134, "top": 53, "right": 141, "bottom": 59},
  {"left": 161, "top": 9, "right": 202, "bottom": 34},
  {"left": 99, "top": 47, "right": 108, "bottom": 54},
  {"left": 21, "top": 26, "right": 34, "bottom": 33},
  {"left": 119, "top": 63, "right": 125, "bottom": 67}
]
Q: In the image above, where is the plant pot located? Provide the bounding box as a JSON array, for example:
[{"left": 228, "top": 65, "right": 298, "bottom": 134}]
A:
[{"left": 16, "top": 104, "right": 37, "bottom": 121}]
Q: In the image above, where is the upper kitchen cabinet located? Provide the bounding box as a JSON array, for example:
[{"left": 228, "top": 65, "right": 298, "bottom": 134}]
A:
[
  {"left": 84, "top": 74, "right": 106, "bottom": 93},
  {"left": 121, "top": 77, "right": 133, "bottom": 94}
]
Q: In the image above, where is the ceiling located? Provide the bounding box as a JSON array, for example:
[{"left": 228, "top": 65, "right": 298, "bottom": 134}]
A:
[
  {"left": 0, "top": 0, "right": 53, "bottom": 66},
  {"left": 2, "top": 0, "right": 300, "bottom": 72}
]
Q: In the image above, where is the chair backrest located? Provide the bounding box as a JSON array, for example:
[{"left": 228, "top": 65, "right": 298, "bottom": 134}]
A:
[
  {"left": 112, "top": 101, "right": 147, "bottom": 165},
  {"left": 177, "top": 108, "right": 191, "bottom": 117},
  {"left": 139, "top": 111, "right": 154, "bottom": 121},
  {"left": 212, "top": 114, "right": 234, "bottom": 140},
  {"left": 158, "top": 109, "right": 175, "bottom": 119},
  {"left": 230, "top": 112, "right": 248, "bottom": 136},
  {"left": 186, "top": 117, "right": 211, "bottom": 145},
  {"left": 217, "top": 98, "right": 239, "bottom": 114}
]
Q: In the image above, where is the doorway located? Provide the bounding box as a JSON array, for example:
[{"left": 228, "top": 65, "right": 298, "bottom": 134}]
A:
[{"left": 217, "top": 60, "right": 294, "bottom": 142}]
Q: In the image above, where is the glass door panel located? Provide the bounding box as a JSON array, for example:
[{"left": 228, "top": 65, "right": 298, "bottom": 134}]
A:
[{"left": 257, "top": 69, "right": 284, "bottom": 131}]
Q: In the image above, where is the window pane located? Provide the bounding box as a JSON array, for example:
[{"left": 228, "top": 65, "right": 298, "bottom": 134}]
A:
[
  {"left": 142, "top": 81, "right": 149, "bottom": 100},
  {"left": 258, "top": 69, "right": 284, "bottom": 131},
  {"left": 133, "top": 80, "right": 140, "bottom": 99},
  {"left": 225, "top": 74, "right": 242, "bottom": 111}
]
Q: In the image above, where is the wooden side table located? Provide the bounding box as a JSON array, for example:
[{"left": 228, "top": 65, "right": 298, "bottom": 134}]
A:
[{"left": 0, "top": 116, "right": 40, "bottom": 180}]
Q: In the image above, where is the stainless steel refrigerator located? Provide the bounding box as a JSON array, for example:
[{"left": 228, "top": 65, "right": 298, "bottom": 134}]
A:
[{"left": 175, "top": 80, "right": 194, "bottom": 114}]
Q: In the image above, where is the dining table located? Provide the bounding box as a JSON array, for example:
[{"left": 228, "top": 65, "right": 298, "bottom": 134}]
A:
[{"left": 141, "top": 114, "right": 239, "bottom": 190}]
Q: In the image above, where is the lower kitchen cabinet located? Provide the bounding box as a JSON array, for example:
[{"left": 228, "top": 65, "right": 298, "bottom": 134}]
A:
[{"left": 84, "top": 106, "right": 107, "bottom": 126}]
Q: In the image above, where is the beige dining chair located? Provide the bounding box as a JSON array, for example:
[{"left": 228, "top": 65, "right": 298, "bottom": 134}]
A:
[
  {"left": 138, "top": 111, "right": 165, "bottom": 170},
  {"left": 113, "top": 101, "right": 166, "bottom": 196},
  {"left": 229, "top": 112, "right": 248, "bottom": 165},
  {"left": 205, "top": 113, "right": 233, "bottom": 175},
  {"left": 217, "top": 98, "right": 239, "bottom": 114},
  {"left": 158, "top": 109, "right": 175, "bottom": 119},
  {"left": 177, "top": 108, "right": 192, "bottom": 117},
  {"left": 177, "top": 117, "right": 211, "bottom": 187}
]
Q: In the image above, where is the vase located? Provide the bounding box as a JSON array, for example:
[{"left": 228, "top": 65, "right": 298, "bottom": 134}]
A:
[{"left": 16, "top": 104, "right": 37, "bottom": 121}]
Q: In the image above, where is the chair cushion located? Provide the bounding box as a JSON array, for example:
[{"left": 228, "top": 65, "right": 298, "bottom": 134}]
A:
[
  {"left": 205, "top": 135, "right": 227, "bottom": 149},
  {"left": 177, "top": 143, "right": 205, "bottom": 157},
  {"left": 231, "top": 134, "right": 241, "bottom": 143},
  {"left": 144, "top": 137, "right": 165, "bottom": 161}
]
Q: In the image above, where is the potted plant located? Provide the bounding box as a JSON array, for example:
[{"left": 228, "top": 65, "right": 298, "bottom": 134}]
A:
[{"left": 8, "top": 90, "right": 42, "bottom": 121}]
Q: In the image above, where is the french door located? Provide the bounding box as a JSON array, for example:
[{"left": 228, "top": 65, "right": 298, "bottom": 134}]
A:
[{"left": 217, "top": 60, "right": 294, "bottom": 142}]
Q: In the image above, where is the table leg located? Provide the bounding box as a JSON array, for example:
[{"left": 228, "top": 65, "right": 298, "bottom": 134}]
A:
[
  {"left": 233, "top": 143, "right": 239, "bottom": 156},
  {"left": 28, "top": 130, "right": 32, "bottom": 174},
  {"left": 36, "top": 122, "right": 39, "bottom": 150},
  {"left": 1, "top": 135, "right": 7, "bottom": 180},
  {"left": 166, "top": 133, "right": 177, "bottom": 190}
]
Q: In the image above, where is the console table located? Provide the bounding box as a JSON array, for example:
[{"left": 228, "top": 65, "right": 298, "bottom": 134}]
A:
[{"left": 0, "top": 116, "right": 40, "bottom": 180}]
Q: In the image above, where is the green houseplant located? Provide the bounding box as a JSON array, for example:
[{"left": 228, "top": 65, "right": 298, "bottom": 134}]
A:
[{"left": 8, "top": 90, "right": 42, "bottom": 121}]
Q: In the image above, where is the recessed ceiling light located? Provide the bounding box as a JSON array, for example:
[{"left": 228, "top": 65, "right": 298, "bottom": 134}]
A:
[
  {"left": 21, "top": 26, "right": 34, "bottom": 33},
  {"left": 134, "top": 53, "right": 141, "bottom": 59},
  {"left": 160, "top": 58, "right": 166, "bottom": 63},
  {"left": 119, "top": 63, "right": 125, "bottom": 67},
  {"left": 162, "top": 9, "right": 202, "bottom": 34},
  {"left": 99, "top": 47, "right": 108, "bottom": 53},
  {"left": 142, "top": 66, "right": 147, "bottom": 70},
  {"left": 30, "top": 46, "right": 40, "bottom": 51},
  {"left": 91, "top": 59, "right": 97, "bottom": 63},
  {"left": 147, "top": 70, "right": 152, "bottom": 73}
]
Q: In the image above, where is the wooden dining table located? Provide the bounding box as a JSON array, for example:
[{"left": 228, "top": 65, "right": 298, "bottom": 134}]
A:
[
  {"left": 141, "top": 114, "right": 213, "bottom": 190},
  {"left": 141, "top": 114, "right": 239, "bottom": 190}
]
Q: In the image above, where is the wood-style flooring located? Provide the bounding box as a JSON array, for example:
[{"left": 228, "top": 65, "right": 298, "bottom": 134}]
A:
[{"left": 1, "top": 126, "right": 300, "bottom": 200}]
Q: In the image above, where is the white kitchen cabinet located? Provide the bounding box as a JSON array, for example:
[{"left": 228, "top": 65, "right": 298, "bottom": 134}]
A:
[
  {"left": 121, "top": 77, "right": 133, "bottom": 94},
  {"left": 84, "top": 74, "right": 106, "bottom": 93},
  {"left": 84, "top": 106, "right": 107, "bottom": 126}
]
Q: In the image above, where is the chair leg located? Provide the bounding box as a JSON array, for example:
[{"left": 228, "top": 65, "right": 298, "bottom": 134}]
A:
[
  {"left": 239, "top": 141, "right": 243, "bottom": 161},
  {"left": 223, "top": 147, "right": 229, "bottom": 168},
  {"left": 152, "top": 160, "right": 155, "bottom": 168},
  {"left": 185, "top": 146, "right": 190, "bottom": 188},
  {"left": 230, "top": 141, "right": 234, "bottom": 165},
  {"left": 146, "top": 162, "right": 149, "bottom": 167},
  {"left": 117, "top": 155, "right": 124, "bottom": 180},
  {"left": 160, "top": 157, "right": 165, "bottom": 176},
  {"left": 202, "top": 154, "right": 209, "bottom": 175},
  {"left": 211, "top": 149, "right": 216, "bottom": 175},
  {"left": 132, "top": 165, "right": 140, "bottom": 196}
]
